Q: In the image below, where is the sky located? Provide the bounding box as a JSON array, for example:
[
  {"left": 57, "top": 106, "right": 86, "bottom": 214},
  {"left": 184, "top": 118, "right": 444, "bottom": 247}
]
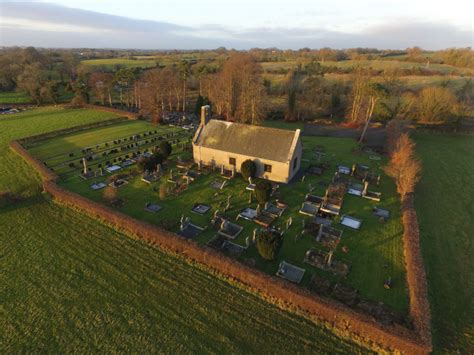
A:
[{"left": 0, "top": 0, "right": 473, "bottom": 49}]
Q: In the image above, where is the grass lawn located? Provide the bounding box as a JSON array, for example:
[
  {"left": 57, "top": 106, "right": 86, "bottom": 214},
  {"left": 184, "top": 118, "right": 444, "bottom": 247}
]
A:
[
  {"left": 0, "top": 91, "right": 31, "bottom": 104},
  {"left": 30, "top": 119, "right": 408, "bottom": 313},
  {"left": 1, "top": 106, "right": 368, "bottom": 352},
  {"left": 414, "top": 133, "right": 474, "bottom": 353}
]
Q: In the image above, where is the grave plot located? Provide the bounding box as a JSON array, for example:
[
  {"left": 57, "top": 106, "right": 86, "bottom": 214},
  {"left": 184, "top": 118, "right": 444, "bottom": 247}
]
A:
[
  {"left": 253, "top": 211, "right": 276, "bottom": 228},
  {"left": 237, "top": 207, "right": 257, "bottom": 221},
  {"left": 144, "top": 203, "right": 162, "bottom": 213},
  {"left": 215, "top": 219, "right": 244, "bottom": 240},
  {"left": 109, "top": 178, "right": 128, "bottom": 188},
  {"left": 207, "top": 235, "right": 245, "bottom": 257},
  {"left": 263, "top": 202, "right": 286, "bottom": 217},
  {"left": 178, "top": 216, "right": 205, "bottom": 239},
  {"left": 320, "top": 183, "right": 345, "bottom": 216},
  {"left": 299, "top": 193, "right": 323, "bottom": 216},
  {"left": 90, "top": 182, "right": 107, "bottom": 190},
  {"left": 304, "top": 222, "right": 343, "bottom": 249},
  {"left": 106, "top": 165, "right": 122, "bottom": 173},
  {"left": 191, "top": 203, "right": 211, "bottom": 215},
  {"left": 373, "top": 207, "right": 390, "bottom": 221},
  {"left": 340, "top": 215, "right": 363, "bottom": 230},
  {"left": 304, "top": 249, "right": 350, "bottom": 277},
  {"left": 276, "top": 261, "right": 306, "bottom": 284}
]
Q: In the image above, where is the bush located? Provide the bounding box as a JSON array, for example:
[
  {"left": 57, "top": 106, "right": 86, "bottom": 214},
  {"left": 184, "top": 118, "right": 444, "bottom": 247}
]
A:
[
  {"left": 256, "top": 230, "right": 283, "bottom": 260},
  {"left": 255, "top": 179, "right": 272, "bottom": 206},
  {"left": 241, "top": 159, "right": 256, "bottom": 181},
  {"left": 137, "top": 153, "right": 164, "bottom": 172},
  {"left": 159, "top": 141, "right": 172, "bottom": 159},
  {"left": 159, "top": 183, "right": 168, "bottom": 200}
]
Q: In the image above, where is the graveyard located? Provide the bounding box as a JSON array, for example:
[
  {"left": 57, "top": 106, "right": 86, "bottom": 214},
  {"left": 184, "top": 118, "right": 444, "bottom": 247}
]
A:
[{"left": 26, "top": 119, "right": 408, "bottom": 315}]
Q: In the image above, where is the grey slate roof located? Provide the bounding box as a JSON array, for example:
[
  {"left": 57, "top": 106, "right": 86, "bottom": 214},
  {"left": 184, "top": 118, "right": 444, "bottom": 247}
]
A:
[{"left": 193, "top": 120, "right": 299, "bottom": 163}]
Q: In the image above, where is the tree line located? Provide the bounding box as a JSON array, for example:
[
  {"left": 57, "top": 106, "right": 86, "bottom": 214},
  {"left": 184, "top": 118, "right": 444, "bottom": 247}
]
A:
[{"left": 0, "top": 47, "right": 471, "bottom": 126}]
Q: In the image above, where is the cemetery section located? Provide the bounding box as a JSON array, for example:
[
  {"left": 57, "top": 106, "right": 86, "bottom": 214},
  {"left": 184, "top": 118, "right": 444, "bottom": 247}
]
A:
[{"left": 26, "top": 119, "right": 409, "bottom": 319}]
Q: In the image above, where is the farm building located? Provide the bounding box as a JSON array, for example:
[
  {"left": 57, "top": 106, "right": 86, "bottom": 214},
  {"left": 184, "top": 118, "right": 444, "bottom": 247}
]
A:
[{"left": 192, "top": 107, "right": 302, "bottom": 183}]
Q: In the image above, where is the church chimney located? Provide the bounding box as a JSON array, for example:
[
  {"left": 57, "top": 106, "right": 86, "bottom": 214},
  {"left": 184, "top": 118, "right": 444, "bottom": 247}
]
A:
[{"left": 200, "top": 105, "right": 210, "bottom": 126}]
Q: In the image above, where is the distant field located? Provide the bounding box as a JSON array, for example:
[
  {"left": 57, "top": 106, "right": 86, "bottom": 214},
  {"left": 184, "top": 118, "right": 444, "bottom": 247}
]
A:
[
  {"left": 414, "top": 133, "right": 474, "bottom": 354},
  {"left": 0, "top": 88, "right": 74, "bottom": 105},
  {"left": 0, "top": 91, "right": 31, "bottom": 104},
  {"left": 80, "top": 58, "right": 158, "bottom": 69},
  {"left": 262, "top": 59, "right": 474, "bottom": 76},
  {"left": 0, "top": 107, "right": 366, "bottom": 352}
]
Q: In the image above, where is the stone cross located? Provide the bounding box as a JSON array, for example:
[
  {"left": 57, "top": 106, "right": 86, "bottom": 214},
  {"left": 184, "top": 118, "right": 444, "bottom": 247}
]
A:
[
  {"left": 82, "top": 158, "right": 87, "bottom": 175},
  {"left": 363, "top": 181, "right": 369, "bottom": 196}
]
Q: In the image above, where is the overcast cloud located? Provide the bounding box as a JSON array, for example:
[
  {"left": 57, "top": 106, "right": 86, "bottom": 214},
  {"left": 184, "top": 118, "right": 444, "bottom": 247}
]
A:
[{"left": 0, "top": 2, "right": 472, "bottom": 49}]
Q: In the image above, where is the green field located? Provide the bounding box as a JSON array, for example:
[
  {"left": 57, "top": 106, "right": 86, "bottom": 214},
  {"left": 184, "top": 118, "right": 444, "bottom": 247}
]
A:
[
  {"left": 262, "top": 59, "right": 474, "bottom": 76},
  {"left": 28, "top": 117, "right": 408, "bottom": 313},
  {"left": 0, "top": 91, "right": 31, "bottom": 104},
  {"left": 0, "top": 107, "right": 368, "bottom": 352},
  {"left": 80, "top": 58, "right": 158, "bottom": 70},
  {"left": 414, "top": 133, "right": 474, "bottom": 353}
]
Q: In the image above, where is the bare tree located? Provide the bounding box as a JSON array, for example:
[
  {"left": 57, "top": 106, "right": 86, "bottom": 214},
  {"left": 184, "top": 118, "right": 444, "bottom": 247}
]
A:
[{"left": 385, "top": 133, "right": 422, "bottom": 200}]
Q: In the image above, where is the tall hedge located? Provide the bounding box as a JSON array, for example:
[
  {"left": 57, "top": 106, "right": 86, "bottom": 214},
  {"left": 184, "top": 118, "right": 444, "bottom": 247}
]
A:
[
  {"left": 255, "top": 179, "right": 272, "bottom": 206},
  {"left": 256, "top": 230, "right": 283, "bottom": 260}
]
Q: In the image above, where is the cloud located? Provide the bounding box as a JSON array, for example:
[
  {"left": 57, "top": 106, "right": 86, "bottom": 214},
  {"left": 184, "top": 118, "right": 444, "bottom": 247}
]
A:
[{"left": 0, "top": 2, "right": 471, "bottom": 49}]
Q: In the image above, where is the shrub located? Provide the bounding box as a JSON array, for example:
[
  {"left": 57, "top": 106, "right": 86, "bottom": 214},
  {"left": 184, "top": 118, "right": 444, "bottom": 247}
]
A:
[
  {"left": 159, "top": 141, "right": 172, "bottom": 159},
  {"left": 256, "top": 230, "right": 283, "bottom": 260},
  {"left": 137, "top": 153, "right": 164, "bottom": 172},
  {"left": 241, "top": 159, "right": 256, "bottom": 181},
  {"left": 255, "top": 179, "right": 272, "bottom": 206},
  {"left": 159, "top": 183, "right": 168, "bottom": 200},
  {"left": 102, "top": 186, "right": 117, "bottom": 202}
]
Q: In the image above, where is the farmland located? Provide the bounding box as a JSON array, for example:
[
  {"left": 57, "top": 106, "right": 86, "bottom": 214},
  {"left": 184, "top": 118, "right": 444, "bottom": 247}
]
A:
[
  {"left": 27, "top": 116, "right": 408, "bottom": 313},
  {"left": 414, "top": 133, "right": 474, "bottom": 353},
  {"left": 80, "top": 58, "right": 158, "bottom": 70},
  {"left": 0, "top": 107, "right": 367, "bottom": 352},
  {"left": 0, "top": 91, "right": 31, "bottom": 104}
]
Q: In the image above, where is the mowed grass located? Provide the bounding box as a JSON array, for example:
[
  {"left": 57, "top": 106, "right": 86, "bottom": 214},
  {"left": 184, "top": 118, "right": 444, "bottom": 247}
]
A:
[
  {"left": 0, "top": 107, "right": 367, "bottom": 352},
  {"left": 0, "top": 107, "right": 121, "bottom": 197},
  {"left": 33, "top": 119, "right": 408, "bottom": 313},
  {"left": 414, "top": 133, "right": 474, "bottom": 353}
]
